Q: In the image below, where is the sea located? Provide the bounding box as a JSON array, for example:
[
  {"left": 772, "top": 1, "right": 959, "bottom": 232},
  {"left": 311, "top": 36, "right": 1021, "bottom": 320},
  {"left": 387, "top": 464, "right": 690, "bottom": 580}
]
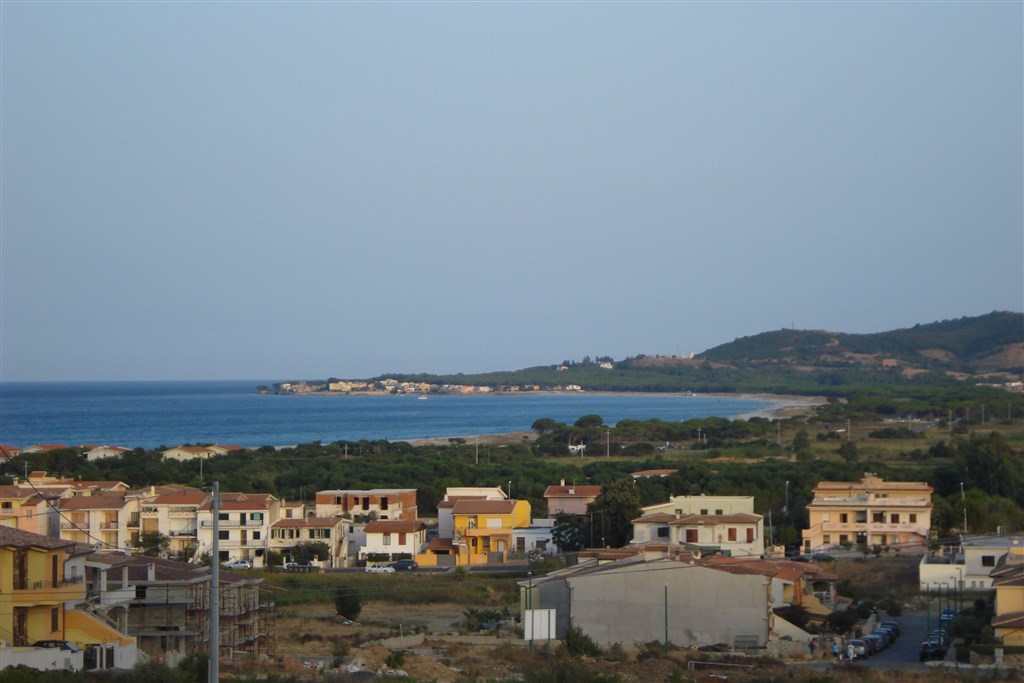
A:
[{"left": 0, "top": 381, "right": 778, "bottom": 450}]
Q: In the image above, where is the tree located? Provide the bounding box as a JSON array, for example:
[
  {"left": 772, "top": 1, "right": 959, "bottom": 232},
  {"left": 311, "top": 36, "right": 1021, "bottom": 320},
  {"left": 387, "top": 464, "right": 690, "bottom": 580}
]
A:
[
  {"left": 291, "top": 541, "right": 330, "bottom": 563},
  {"left": 552, "top": 514, "right": 588, "bottom": 552},
  {"left": 137, "top": 531, "right": 169, "bottom": 557},
  {"left": 574, "top": 414, "right": 604, "bottom": 429},
  {"left": 333, "top": 587, "right": 363, "bottom": 620},
  {"left": 837, "top": 440, "right": 858, "bottom": 463},
  {"left": 792, "top": 430, "right": 811, "bottom": 453},
  {"left": 531, "top": 418, "right": 560, "bottom": 435},
  {"left": 587, "top": 479, "right": 641, "bottom": 548}
]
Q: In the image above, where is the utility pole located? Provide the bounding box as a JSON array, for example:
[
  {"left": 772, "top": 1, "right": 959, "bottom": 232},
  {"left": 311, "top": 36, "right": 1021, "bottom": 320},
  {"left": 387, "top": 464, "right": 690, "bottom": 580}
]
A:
[
  {"left": 960, "top": 482, "right": 967, "bottom": 535},
  {"left": 606, "top": 427, "right": 610, "bottom": 458},
  {"left": 210, "top": 481, "right": 220, "bottom": 683}
]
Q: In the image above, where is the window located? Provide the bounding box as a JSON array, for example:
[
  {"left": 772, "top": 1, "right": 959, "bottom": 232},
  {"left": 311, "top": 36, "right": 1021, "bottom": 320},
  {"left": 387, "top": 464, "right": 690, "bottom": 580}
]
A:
[
  {"left": 219, "top": 530, "right": 230, "bottom": 540},
  {"left": 839, "top": 535, "right": 848, "bottom": 544},
  {"left": 51, "top": 607, "right": 59, "bottom": 633},
  {"left": 872, "top": 512, "right": 884, "bottom": 523},
  {"left": 823, "top": 513, "right": 830, "bottom": 522},
  {"left": 399, "top": 532, "right": 407, "bottom": 545},
  {"left": 657, "top": 526, "right": 669, "bottom": 538},
  {"left": 383, "top": 533, "right": 391, "bottom": 546},
  {"left": 252, "top": 531, "right": 261, "bottom": 540},
  {"left": 251, "top": 513, "right": 263, "bottom": 522},
  {"left": 381, "top": 497, "right": 389, "bottom": 510},
  {"left": 1, "top": 502, "right": 11, "bottom": 509},
  {"left": 840, "top": 513, "right": 848, "bottom": 523},
  {"left": 25, "top": 509, "right": 32, "bottom": 519},
  {"left": 219, "top": 513, "right": 229, "bottom": 521},
  {"left": 982, "top": 555, "right": 995, "bottom": 567},
  {"left": 699, "top": 509, "right": 708, "bottom": 515},
  {"left": 727, "top": 528, "right": 737, "bottom": 541},
  {"left": 674, "top": 509, "right": 682, "bottom": 516},
  {"left": 746, "top": 528, "right": 754, "bottom": 543},
  {"left": 909, "top": 514, "right": 917, "bottom": 523},
  {"left": 891, "top": 513, "right": 900, "bottom": 523},
  {"left": 686, "top": 529, "right": 698, "bottom": 543},
  {"left": 715, "top": 509, "right": 723, "bottom": 515}
]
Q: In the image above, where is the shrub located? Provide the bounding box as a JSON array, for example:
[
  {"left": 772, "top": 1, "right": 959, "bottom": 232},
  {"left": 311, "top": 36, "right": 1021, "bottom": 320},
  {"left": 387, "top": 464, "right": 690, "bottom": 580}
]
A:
[
  {"left": 562, "top": 624, "right": 602, "bottom": 658},
  {"left": 333, "top": 587, "right": 364, "bottom": 620}
]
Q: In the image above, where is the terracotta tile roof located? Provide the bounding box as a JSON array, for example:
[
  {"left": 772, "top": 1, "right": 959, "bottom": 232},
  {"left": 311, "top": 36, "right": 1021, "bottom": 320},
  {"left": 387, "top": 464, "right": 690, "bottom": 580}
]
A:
[
  {"left": 151, "top": 493, "right": 208, "bottom": 506},
  {"left": 452, "top": 499, "right": 517, "bottom": 515},
  {"left": 0, "top": 445, "right": 21, "bottom": 458},
  {"left": 632, "top": 512, "right": 677, "bottom": 524},
  {"left": 0, "top": 525, "right": 76, "bottom": 550},
  {"left": 60, "top": 493, "right": 127, "bottom": 510},
  {"left": 211, "top": 444, "right": 246, "bottom": 451},
  {"left": 365, "top": 520, "right": 426, "bottom": 534},
  {"left": 425, "top": 537, "right": 456, "bottom": 551},
  {"left": 992, "top": 611, "right": 1024, "bottom": 629},
  {"left": 543, "top": 485, "right": 602, "bottom": 498},
  {"left": 26, "top": 444, "right": 70, "bottom": 452}
]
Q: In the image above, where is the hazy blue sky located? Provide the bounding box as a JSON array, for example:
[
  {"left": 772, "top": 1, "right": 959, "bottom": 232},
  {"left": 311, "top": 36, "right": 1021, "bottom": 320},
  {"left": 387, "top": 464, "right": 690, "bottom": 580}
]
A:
[{"left": 2, "top": 2, "right": 1021, "bottom": 382}]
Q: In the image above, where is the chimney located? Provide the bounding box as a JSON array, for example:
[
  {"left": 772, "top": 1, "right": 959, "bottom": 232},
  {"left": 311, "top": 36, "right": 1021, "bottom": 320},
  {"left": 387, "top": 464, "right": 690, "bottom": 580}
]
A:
[
  {"left": 560, "top": 479, "right": 565, "bottom": 487},
  {"left": 147, "top": 563, "right": 156, "bottom": 581}
]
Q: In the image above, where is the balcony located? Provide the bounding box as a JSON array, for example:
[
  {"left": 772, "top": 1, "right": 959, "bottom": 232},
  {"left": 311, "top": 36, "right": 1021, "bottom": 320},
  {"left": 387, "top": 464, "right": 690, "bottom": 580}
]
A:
[
  {"left": 456, "top": 526, "right": 511, "bottom": 538},
  {"left": 200, "top": 520, "right": 265, "bottom": 529}
]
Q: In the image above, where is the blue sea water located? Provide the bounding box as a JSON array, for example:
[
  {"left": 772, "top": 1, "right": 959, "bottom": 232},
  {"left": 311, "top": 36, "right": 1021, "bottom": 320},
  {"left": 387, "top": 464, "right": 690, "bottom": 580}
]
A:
[{"left": 0, "top": 381, "right": 777, "bottom": 449}]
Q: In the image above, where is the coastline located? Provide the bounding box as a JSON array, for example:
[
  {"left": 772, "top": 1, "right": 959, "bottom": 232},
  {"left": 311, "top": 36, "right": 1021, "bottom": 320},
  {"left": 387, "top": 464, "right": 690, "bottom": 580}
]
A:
[{"left": 403, "top": 393, "right": 827, "bottom": 447}]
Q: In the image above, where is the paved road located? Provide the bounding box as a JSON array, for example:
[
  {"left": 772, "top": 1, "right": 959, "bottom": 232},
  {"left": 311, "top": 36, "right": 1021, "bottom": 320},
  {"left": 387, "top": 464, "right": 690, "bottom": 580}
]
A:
[{"left": 857, "top": 612, "right": 930, "bottom": 669}]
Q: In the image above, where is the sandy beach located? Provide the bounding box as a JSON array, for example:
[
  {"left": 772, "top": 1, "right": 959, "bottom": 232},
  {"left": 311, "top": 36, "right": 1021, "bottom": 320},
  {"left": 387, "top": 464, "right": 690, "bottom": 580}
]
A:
[{"left": 403, "top": 393, "right": 827, "bottom": 447}]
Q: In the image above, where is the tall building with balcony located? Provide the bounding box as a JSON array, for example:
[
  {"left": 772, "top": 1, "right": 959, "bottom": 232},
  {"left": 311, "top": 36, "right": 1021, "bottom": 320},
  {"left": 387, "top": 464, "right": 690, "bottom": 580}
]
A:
[
  {"left": 802, "top": 473, "right": 932, "bottom": 554},
  {"left": 0, "top": 527, "right": 136, "bottom": 672},
  {"left": 136, "top": 491, "right": 209, "bottom": 558},
  {"left": 58, "top": 494, "right": 137, "bottom": 554},
  {"left": 195, "top": 493, "right": 279, "bottom": 568}
]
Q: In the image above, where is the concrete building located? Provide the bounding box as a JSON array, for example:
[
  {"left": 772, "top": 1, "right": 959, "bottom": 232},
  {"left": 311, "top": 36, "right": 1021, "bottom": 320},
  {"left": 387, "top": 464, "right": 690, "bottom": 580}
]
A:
[
  {"left": 632, "top": 495, "right": 764, "bottom": 558},
  {"left": 195, "top": 493, "right": 279, "bottom": 568},
  {"left": 0, "top": 527, "right": 137, "bottom": 672},
  {"left": 802, "top": 474, "right": 932, "bottom": 554},
  {"left": 543, "top": 480, "right": 601, "bottom": 518},
  {"left": 314, "top": 488, "right": 418, "bottom": 521},
  {"left": 269, "top": 517, "right": 348, "bottom": 567},
  {"left": 521, "top": 554, "right": 771, "bottom": 648},
  {"left": 991, "top": 540, "right": 1024, "bottom": 646},
  {"left": 919, "top": 535, "right": 1024, "bottom": 591}
]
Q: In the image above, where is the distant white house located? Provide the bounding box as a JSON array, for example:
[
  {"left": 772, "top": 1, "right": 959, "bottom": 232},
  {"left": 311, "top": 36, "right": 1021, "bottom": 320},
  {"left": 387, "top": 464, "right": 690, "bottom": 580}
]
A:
[{"left": 84, "top": 446, "right": 131, "bottom": 461}]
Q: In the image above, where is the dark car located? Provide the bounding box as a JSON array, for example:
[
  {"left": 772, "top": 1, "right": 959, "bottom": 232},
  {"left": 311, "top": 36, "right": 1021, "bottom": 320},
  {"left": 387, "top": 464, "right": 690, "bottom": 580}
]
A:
[
  {"left": 811, "top": 553, "right": 836, "bottom": 563},
  {"left": 880, "top": 620, "right": 900, "bottom": 637},
  {"left": 790, "top": 555, "right": 812, "bottom": 563},
  {"left": 861, "top": 634, "right": 883, "bottom": 655},
  {"left": 920, "top": 639, "right": 947, "bottom": 661},
  {"left": 32, "top": 640, "right": 80, "bottom": 652},
  {"left": 391, "top": 559, "right": 418, "bottom": 571}
]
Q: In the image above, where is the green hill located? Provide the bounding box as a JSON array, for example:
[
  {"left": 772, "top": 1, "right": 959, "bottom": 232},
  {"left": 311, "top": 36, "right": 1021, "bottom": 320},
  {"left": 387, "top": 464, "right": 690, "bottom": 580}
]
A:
[{"left": 375, "top": 312, "right": 1022, "bottom": 397}]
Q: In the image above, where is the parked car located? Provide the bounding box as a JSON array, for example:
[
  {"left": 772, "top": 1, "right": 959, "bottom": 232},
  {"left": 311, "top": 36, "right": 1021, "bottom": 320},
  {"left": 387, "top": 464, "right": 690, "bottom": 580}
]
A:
[
  {"left": 920, "top": 639, "right": 947, "bottom": 661},
  {"left": 391, "top": 559, "right": 418, "bottom": 571},
  {"left": 873, "top": 627, "right": 895, "bottom": 646},
  {"left": 790, "top": 556, "right": 812, "bottom": 563},
  {"left": 861, "top": 634, "right": 883, "bottom": 655},
  {"left": 31, "top": 640, "right": 80, "bottom": 652},
  {"left": 282, "top": 560, "right": 314, "bottom": 572},
  {"left": 222, "top": 558, "right": 252, "bottom": 570},
  {"left": 849, "top": 639, "right": 868, "bottom": 658},
  {"left": 365, "top": 563, "right": 395, "bottom": 574},
  {"left": 880, "top": 620, "right": 900, "bottom": 637},
  {"left": 811, "top": 553, "right": 836, "bottom": 563}
]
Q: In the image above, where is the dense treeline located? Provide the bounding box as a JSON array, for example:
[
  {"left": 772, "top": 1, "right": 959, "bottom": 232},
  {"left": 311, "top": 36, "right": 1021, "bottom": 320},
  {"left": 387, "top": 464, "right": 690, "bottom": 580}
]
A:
[{"left": 3, "top": 414, "right": 1021, "bottom": 543}]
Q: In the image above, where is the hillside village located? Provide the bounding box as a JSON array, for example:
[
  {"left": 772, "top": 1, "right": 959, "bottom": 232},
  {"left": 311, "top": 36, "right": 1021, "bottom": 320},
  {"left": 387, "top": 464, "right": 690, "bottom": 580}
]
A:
[{"left": 2, "top": 456, "right": 1023, "bottom": 676}]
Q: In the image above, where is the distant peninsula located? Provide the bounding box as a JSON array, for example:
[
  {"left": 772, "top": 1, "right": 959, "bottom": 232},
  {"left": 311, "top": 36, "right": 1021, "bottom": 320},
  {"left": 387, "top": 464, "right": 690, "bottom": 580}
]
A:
[{"left": 262, "top": 311, "right": 1023, "bottom": 398}]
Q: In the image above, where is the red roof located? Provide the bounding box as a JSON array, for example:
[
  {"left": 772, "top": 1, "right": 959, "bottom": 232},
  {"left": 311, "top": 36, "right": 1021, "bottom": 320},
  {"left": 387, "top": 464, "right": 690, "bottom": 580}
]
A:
[
  {"left": 365, "top": 520, "right": 426, "bottom": 534},
  {"left": 60, "top": 493, "right": 127, "bottom": 510},
  {"left": 544, "top": 485, "right": 602, "bottom": 498},
  {"left": 452, "top": 499, "right": 517, "bottom": 515}
]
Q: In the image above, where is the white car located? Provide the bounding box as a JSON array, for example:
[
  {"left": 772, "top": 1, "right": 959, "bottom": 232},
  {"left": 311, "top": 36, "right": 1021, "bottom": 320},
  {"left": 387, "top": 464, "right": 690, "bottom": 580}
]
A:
[
  {"left": 222, "top": 559, "right": 252, "bottom": 570},
  {"left": 365, "top": 563, "right": 395, "bottom": 574}
]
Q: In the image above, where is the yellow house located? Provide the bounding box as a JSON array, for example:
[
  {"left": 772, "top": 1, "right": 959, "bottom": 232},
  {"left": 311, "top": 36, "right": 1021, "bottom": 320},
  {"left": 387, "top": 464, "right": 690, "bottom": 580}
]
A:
[
  {"left": 0, "top": 526, "right": 135, "bottom": 670},
  {"left": 450, "top": 499, "right": 531, "bottom": 565},
  {"left": 991, "top": 542, "right": 1024, "bottom": 646}
]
